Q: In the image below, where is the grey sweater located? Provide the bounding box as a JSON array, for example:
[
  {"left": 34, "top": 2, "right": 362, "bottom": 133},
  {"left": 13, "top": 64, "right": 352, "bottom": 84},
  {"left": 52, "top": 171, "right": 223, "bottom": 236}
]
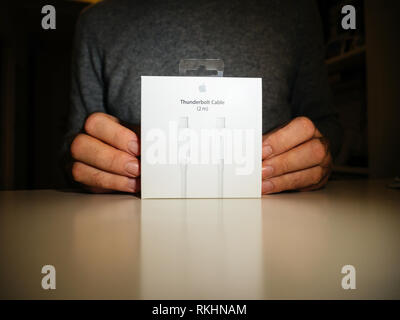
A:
[{"left": 66, "top": 0, "right": 342, "bottom": 161}]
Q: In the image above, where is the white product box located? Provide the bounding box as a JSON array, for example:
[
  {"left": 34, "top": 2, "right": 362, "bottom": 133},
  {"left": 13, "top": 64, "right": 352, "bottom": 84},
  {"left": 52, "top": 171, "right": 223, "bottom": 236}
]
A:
[{"left": 141, "top": 76, "right": 262, "bottom": 198}]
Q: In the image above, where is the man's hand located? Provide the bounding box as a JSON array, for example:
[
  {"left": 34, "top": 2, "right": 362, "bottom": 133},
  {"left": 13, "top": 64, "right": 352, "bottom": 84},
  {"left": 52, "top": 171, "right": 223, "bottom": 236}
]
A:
[
  {"left": 262, "top": 117, "right": 332, "bottom": 194},
  {"left": 70, "top": 112, "right": 140, "bottom": 193}
]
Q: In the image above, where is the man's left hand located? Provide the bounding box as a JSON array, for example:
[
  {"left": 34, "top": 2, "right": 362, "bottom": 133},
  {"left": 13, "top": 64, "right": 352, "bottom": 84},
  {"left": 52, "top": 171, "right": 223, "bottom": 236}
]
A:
[{"left": 262, "top": 117, "right": 332, "bottom": 194}]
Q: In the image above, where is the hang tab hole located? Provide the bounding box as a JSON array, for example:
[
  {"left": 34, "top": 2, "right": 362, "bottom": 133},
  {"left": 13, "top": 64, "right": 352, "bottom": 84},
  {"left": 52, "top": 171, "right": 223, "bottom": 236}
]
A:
[
  {"left": 179, "top": 59, "right": 224, "bottom": 77},
  {"left": 186, "top": 65, "right": 218, "bottom": 77}
]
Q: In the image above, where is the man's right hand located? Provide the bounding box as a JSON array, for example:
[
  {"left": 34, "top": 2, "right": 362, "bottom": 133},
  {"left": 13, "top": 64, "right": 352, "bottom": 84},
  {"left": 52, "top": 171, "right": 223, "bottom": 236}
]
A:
[{"left": 70, "top": 112, "right": 140, "bottom": 193}]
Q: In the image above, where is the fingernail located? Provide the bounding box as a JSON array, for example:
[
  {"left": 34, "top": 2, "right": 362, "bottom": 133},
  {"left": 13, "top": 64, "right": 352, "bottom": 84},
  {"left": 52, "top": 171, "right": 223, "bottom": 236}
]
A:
[
  {"left": 125, "top": 160, "right": 139, "bottom": 176},
  {"left": 262, "top": 180, "right": 274, "bottom": 194},
  {"left": 262, "top": 165, "right": 274, "bottom": 179},
  {"left": 263, "top": 145, "right": 273, "bottom": 158},
  {"left": 128, "top": 140, "right": 139, "bottom": 155},
  {"left": 127, "top": 178, "right": 137, "bottom": 192}
]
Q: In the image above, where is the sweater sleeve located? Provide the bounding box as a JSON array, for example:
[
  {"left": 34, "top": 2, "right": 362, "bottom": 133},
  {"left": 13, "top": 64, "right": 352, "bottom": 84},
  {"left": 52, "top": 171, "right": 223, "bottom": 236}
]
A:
[
  {"left": 290, "top": 1, "right": 343, "bottom": 157},
  {"left": 61, "top": 7, "right": 106, "bottom": 183}
]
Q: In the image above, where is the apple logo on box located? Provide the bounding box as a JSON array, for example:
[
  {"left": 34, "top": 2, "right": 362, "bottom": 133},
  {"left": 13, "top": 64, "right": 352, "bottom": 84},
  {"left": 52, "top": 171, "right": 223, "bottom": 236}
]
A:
[{"left": 199, "top": 83, "right": 206, "bottom": 93}]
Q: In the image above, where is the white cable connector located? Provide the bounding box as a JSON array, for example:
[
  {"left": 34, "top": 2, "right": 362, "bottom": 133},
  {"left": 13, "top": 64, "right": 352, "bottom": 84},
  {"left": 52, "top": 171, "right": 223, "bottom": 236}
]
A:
[
  {"left": 178, "top": 117, "right": 189, "bottom": 198},
  {"left": 178, "top": 117, "right": 225, "bottom": 198},
  {"left": 216, "top": 117, "right": 225, "bottom": 198}
]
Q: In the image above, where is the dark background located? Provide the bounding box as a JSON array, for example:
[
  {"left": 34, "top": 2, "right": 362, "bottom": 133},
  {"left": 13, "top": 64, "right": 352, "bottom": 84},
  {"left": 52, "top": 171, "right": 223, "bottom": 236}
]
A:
[{"left": 1, "top": 0, "right": 399, "bottom": 190}]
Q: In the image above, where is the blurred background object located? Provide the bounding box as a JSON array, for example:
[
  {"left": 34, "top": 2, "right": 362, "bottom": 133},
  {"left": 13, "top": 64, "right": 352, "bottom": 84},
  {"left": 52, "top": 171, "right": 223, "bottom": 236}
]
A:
[
  {"left": 318, "top": 0, "right": 400, "bottom": 180},
  {"left": 1, "top": 0, "right": 89, "bottom": 190},
  {"left": 1, "top": 0, "right": 399, "bottom": 190},
  {"left": 318, "top": 0, "right": 368, "bottom": 179}
]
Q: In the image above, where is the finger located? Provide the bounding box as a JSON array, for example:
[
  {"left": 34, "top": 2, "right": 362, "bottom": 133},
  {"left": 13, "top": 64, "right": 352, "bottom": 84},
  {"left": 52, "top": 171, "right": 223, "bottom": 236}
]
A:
[
  {"left": 262, "top": 138, "right": 327, "bottom": 179},
  {"left": 298, "top": 152, "right": 333, "bottom": 191},
  {"left": 71, "top": 133, "right": 140, "bottom": 177},
  {"left": 299, "top": 172, "right": 330, "bottom": 192},
  {"left": 84, "top": 112, "right": 140, "bottom": 156},
  {"left": 262, "top": 117, "right": 321, "bottom": 159},
  {"left": 72, "top": 161, "right": 140, "bottom": 193},
  {"left": 262, "top": 165, "right": 327, "bottom": 194}
]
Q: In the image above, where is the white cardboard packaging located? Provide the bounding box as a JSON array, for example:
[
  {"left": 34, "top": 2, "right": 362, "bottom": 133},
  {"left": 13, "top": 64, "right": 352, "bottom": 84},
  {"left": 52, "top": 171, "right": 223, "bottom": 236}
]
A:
[{"left": 141, "top": 76, "right": 262, "bottom": 198}]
